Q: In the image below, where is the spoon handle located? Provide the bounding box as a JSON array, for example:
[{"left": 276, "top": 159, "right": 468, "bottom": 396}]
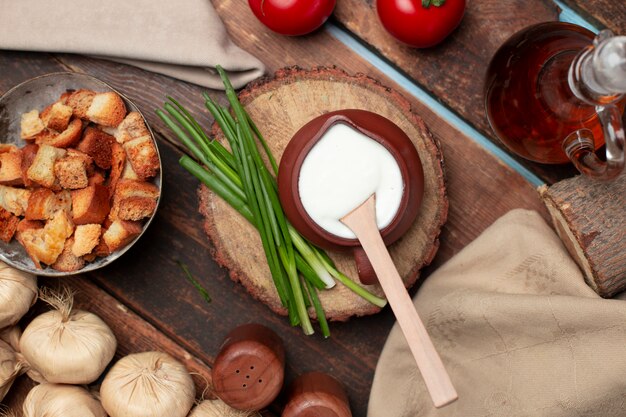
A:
[{"left": 341, "top": 195, "right": 457, "bottom": 408}]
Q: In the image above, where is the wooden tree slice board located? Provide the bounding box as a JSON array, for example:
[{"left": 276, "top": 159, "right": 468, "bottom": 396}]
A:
[{"left": 198, "top": 67, "right": 447, "bottom": 321}]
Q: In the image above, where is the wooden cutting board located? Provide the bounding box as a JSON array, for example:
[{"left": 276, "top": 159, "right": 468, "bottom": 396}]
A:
[{"left": 198, "top": 67, "right": 448, "bottom": 321}]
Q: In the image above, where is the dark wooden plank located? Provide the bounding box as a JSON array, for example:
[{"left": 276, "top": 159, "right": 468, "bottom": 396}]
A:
[
  {"left": 561, "top": 0, "right": 626, "bottom": 33},
  {"left": 330, "top": 0, "right": 581, "bottom": 183}
]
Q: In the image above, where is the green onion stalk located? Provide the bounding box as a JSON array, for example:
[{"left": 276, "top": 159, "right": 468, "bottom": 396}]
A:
[{"left": 157, "top": 66, "right": 386, "bottom": 337}]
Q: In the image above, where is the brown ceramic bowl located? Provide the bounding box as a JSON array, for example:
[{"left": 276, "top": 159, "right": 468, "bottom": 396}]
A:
[{"left": 277, "top": 109, "right": 424, "bottom": 284}]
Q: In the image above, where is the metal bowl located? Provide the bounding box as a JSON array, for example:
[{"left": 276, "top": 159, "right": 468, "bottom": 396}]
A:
[{"left": 0, "top": 72, "right": 162, "bottom": 276}]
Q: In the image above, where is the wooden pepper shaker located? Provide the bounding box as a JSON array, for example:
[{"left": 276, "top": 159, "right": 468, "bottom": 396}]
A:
[
  {"left": 212, "top": 323, "right": 285, "bottom": 411},
  {"left": 282, "top": 372, "right": 352, "bottom": 417}
]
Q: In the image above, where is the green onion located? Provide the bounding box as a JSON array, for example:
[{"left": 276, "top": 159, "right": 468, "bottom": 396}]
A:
[{"left": 177, "top": 261, "right": 211, "bottom": 303}]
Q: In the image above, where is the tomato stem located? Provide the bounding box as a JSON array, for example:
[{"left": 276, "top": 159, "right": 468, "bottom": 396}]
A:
[{"left": 422, "top": 0, "right": 445, "bottom": 7}]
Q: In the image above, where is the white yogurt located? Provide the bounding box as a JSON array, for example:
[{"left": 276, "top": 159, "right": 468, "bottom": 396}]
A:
[{"left": 298, "top": 123, "right": 404, "bottom": 239}]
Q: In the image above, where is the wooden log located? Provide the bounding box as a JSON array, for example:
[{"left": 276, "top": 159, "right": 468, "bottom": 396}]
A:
[
  {"left": 200, "top": 66, "right": 448, "bottom": 321},
  {"left": 539, "top": 174, "right": 626, "bottom": 297}
]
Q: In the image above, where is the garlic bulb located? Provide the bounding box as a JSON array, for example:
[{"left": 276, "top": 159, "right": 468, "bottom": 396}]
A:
[
  {"left": 188, "top": 399, "right": 260, "bottom": 417},
  {"left": 19, "top": 288, "right": 116, "bottom": 384},
  {"left": 22, "top": 383, "right": 107, "bottom": 417},
  {"left": 0, "top": 262, "right": 37, "bottom": 328},
  {"left": 101, "top": 351, "right": 195, "bottom": 417},
  {"left": 0, "top": 339, "right": 25, "bottom": 402}
]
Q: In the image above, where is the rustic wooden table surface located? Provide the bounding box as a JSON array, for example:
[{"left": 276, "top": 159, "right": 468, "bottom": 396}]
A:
[{"left": 2, "top": 0, "right": 624, "bottom": 416}]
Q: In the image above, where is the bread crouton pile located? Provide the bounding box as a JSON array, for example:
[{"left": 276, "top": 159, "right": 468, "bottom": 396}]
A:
[{"left": 0, "top": 88, "right": 160, "bottom": 272}]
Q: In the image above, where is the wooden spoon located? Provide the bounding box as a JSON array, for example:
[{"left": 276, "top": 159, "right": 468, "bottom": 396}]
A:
[{"left": 341, "top": 195, "right": 457, "bottom": 408}]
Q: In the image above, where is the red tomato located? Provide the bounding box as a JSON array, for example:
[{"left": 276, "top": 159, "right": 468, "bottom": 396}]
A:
[
  {"left": 248, "top": 0, "right": 336, "bottom": 36},
  {"left": 376, "top": 0, "right": 466, "bottom": 48}
]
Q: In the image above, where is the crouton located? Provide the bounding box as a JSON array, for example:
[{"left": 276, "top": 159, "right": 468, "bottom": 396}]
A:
[
  {"left": 18, "top": 210, "right": 73, "bottom": 267},
  {"left": 20, "top": 110, "right": 45, "bottom": 140},
  {"left": 16, "top": 219, "right": 44, "bottom": 233},
  {"left": 25, "top": 189, "right": 71, "bottom": 221},
  {"left": 20, "top": 144, "right": 39, "bottom": 187},
  {"left": 116, "top": 197, "right": 157, "bottom": 221},
  {"left": 82, "top": 237, "right": 110, "bottom": 261},
  {"left": 121, "top": 158, "right": 138, "bottom": 180},
  {"left": 106, "top": 111, "right": 150, "bottom": 143},
  {"left": 41, "top": 101, "right": 73, "bottom": 132},
  {"left": 54, "top": 154, "right": 90, "bottom": 190},
  {"left": 77, "top": 127, "right": 115, "bottom": 169},
  {"left": 123, "top": 136, "right": 159, "bottom": 180},
  {"left": 66, "top": 89, "right": 95, "bottom": 119},
  {"left": 0, "top": 207, "right": 19, "bottom": 243},
  {"left": 72, "top": 224, "right": 101, "bottom": 257},
  {"left": 0, "top": 149, "right": 24, "bottom": 186},
  {"left": 51, "top": 238, "right": 85, "bottom": 272},
  {"left": 102, "top": 219, "right": 142, "bottom": 252},
  {"left": 86, "top": 92, "right": 126, "bottom": 127},
  {"left": 35, "top": 118, "right": 83, "bottom": 148},
  {"left": 0, "top": 185, "right": 31, "bottom": 216},
  {"left": 26, "top": 144, "right": 66, "bottom": 188},
  {"left": 109, "top": 179, "right": 159, "bottom": 221},
  {"left": 107, "top": 142, "right": 125, "bottom": 198},
  {"left": 71, "top": 184, "right": 110, "bottom": 225}
]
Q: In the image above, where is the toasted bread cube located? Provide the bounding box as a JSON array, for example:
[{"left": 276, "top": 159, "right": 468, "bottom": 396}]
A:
[
  {"left": 107, "top": 112, "right": 150, "bottom": 143},
  {"left": 20, "top": 144, "right": 39, "bottom": 187},
  {"left": 52, "top": 238, "right": 85, "bottom": 272},
  {"left": 0, "top": 150, "right": 24, "bottom": 186},
  {"left": 0, "top": 185, "right": 31, "bottom": 216},
  {"left": 26, "top": 144, "right": 66, "bottom": 188},
  {"left": 0, "top": 145, "right": 18, "bottom": 153},
  {"left": 123, "top": 136, "right": 159, "bottom": 180},
  {"left": 102, "top": 219, "right": 141, "bottom": 252},
  {"left": 77, "top": 127, "right": 115, "bottom": 170},
  {"left": 121, "top": 158, "right": 138, "bottom": 180},
  {"left": 54, "top": 154, "right": 89, "bottom": 190},
  {"left": 117, "top": 197, "right": 157, "bottom": 221},
  {"left": 71, "top": 184, "right": 110, "bottom": 225},
  {"left": 108, "top": 142, "right": 126, "bottom": 198},
  {"left": 35, "top": 118, "right": 83, "bottom": 148},
  {"left": 109, "top": 179, "right": 159, "bottom": 220},
  {"left": 86, "top": 92, "right": 126, "bottom": 127},
  {"left": 66, "top": 89, "right": 96, "bottom": 119},
  {"left": 25, "top": 189, "right": 71, "bottom": 221},
  {"left": 0, "top": 207, "right": 19, "bottom": 243},
  {"left": 17, "top": 219, "right": 44, "bottom": 233},
  {"left": 18, "top": 210, "right": 73, "bottom": 267},
  {"left": 20, "top": 110, "right": 45, "bottom": 140},
  {"left": 41, "top": 101, "right": 73, "bottom": 132},
  {"left": 72, "top": 224, "right": 101, "bottom": 257}
]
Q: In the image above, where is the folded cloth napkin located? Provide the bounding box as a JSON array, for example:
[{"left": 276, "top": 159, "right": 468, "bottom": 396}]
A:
[
  {"left": 369, "top": 209, "right": 626, "bottom": 417},
  {"left": 0, "top": 0, "right": 265, "bottom": 89}
]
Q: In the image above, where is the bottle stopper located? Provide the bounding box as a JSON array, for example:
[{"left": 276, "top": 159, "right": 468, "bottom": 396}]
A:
[
  {"left": 282, "top": 371, "right": 352, "bottom": 417},
  {"left": 212, "top": 323, "right": 285, "bottom": 411}
]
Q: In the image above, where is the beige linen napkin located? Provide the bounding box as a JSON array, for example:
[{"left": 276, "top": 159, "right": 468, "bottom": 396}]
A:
[
  {"left": 0, "top": 0, "right": 265, "bottom": 89},
  {"left": 369, "top": 209, "right": 626, "bottom": 417}
]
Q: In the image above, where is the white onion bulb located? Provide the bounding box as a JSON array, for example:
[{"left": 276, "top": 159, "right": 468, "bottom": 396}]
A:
[
  {"left": 22, "top": 383, "right": 107, "bottom": 417},
  {"left": 0, "top": 262, "right": 37, "bottom": 328},
  {"left": 188, "top": 399, "right": 260, "bottom": 417},
  {"left": 0, "top": 339, "right": 25, "bottom": 402},
  {"left": 101, "top": 351, "right": 195, "bottom": 417},
  {"left": 19, "top": 288, "right": 116, "bottom": 384}
]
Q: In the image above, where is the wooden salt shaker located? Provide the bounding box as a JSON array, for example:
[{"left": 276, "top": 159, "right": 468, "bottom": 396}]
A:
[
  {"left": 282, "top": 372, "right": 352, "bottom": 417},
  {"left": 213, "top": 323, "right": 285, "bottom": 411}
]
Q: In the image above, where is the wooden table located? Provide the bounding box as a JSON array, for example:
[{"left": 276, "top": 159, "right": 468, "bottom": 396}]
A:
[{"left": 2, "top": 1, "right": 623, "bottom": 415}]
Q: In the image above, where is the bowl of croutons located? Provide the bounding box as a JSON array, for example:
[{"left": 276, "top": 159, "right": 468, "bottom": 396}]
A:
[{"left": 0, "top": 72, "right": 162, "bottom": 275}]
